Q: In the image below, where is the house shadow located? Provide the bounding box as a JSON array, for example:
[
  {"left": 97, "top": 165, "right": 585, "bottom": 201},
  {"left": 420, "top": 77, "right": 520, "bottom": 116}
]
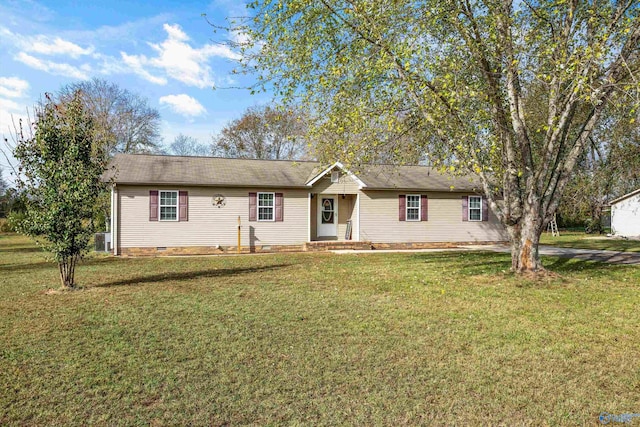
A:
[
  {"left": 94, "top": 263, "right": 290, "bottom": 288},
  {"left": 249, "top": 225, "right": 257, "bottom": 253}
]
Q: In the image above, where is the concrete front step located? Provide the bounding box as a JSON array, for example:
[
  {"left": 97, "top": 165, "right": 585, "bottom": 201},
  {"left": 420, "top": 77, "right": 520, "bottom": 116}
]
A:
[{"left": 304, "top": 241, "right": 373, "bottom": 251}]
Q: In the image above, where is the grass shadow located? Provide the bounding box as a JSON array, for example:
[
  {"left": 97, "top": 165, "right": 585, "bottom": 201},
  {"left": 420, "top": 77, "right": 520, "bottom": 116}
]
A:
[
  {"left": 543, "top": 255, "right": 630, "bottom": 275},
  {"left": 95, "top": 263, "right": 291, "bottom": 288},
  {"left": 1, "top": 246, "right": 44, "bottom": 253},
  {"left": 0, "top": 261, "right": 56, "bottom": 272},
  {"left": 1, "top": 255, "right": 127, "bottom": 273}
]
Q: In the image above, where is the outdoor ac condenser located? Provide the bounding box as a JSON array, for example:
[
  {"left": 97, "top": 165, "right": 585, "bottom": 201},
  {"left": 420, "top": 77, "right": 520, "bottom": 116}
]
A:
[{"left": 94, "top": 232, "right": 112, "bottom": 252}]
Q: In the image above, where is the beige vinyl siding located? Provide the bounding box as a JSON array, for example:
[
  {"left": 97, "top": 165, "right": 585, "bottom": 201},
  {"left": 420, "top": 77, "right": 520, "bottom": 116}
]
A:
[
  {"left": 359, "top": 191, "right": 508, "bottom": 243},
  {"left": 117, "top": 185, "right": 309, "bottom": 249},
  {"left": 312, "top": 171, "right": 361, "bottom": 194}
]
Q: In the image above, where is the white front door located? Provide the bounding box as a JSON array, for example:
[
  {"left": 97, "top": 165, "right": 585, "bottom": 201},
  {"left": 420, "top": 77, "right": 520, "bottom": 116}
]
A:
[{"left": 317, "top": 196, "right": 338, "bottom": 237}]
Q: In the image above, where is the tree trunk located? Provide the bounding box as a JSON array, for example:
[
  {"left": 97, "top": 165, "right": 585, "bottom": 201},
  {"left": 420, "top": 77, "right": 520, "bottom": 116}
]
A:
[
  {"left": 507, "top": 212, "right": 545, "bottom": 273},
  {"left": 58, "top": 255, "right": 78, "bottom": 289}
]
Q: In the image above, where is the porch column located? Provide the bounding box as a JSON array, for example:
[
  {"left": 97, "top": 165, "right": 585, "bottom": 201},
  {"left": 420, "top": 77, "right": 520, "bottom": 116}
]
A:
[
  {"left": 355, "top": 193, "right": 360, "bottom": 241},
  {"left": 307, "top": 192, "right": 312, "bottom": 242}
]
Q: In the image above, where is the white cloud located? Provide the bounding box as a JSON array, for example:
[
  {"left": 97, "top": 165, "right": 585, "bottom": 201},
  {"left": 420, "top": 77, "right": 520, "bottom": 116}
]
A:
[
  {"left": 15, "top": 52, "right": 89, "bottom": 80},
  {"left": 0, "top": 97, "right": 21, "bottom": 113},
  {"left": 159, "top": 94, "right": 207, "bottom": 117},
  {"left": 121, "top": 52, "right": 168, "bottom": 85},
  {"left": 1, "top": 22, "right": 240, "bottom": 88},
  {"left": 1, "top": 27, "right": 94, "bottom": 58},
  {"left": 123, "top": 23, "right": 240, "bottom": 88},
  {"left": 0, "top": 77, "right": 29, "bottom": 99},
  {"left": 29, "top": 36, "right": 94, "bottom": 58}
]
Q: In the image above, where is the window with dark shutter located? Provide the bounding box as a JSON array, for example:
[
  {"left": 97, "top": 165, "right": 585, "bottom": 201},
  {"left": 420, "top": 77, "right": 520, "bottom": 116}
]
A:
[
  {"left": 257, "top": 193, "right": 275, "bottom": 221},
  {"left": 462, "top": 196, "right": 468, "bottom": 221},
  {"left": 275, "top": 193, "right": 283, "bottom": 222},
  {"left": 482, "top": 196, "right": 489, "bottom": 221},
  {"left": 421, "top": 194, "right": 428, "bottom": 221},
  {"left": 248, "top": 192, "right": 257, "bottom": 221},
  {"left": 468, "top": 196, "right": 482, "bottom": 221},
  {"left": 179, "top": 191, "right": 188, "bottom": 221},
  {"left": 159, "top": 191, "right": 178, "bottom": 221},
  {"left": 149, "top": 190, "right": 158, "bottom": 221},
  {"left": 399, "top": 195, "right": 406, "bottom": 221}
]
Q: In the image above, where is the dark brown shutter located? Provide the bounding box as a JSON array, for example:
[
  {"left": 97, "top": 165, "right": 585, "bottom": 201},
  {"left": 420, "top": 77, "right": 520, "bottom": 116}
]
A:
[
  {"left": 249, "top": 192, "right": 257, "bottom": 221},
  {"left": 275, "top": 193, "right": 283, "bottom": 222},
  {"left": 462, "top": 196, "right": 468, "bottom": 221},
  {"left": 399, "top": 195, "right": 406, "bottom": 221},
  {"left": 482, "top": 196, "right": 489, "bottom": 222},
  {"left": 421, "top": 194, "right": 428, "bottom": 221},
  {"left": 149, "top": 190, "right": 158, "bottom": 221},
  {"left": 179, "top": 191, "right": 188, "bottom": 221}
]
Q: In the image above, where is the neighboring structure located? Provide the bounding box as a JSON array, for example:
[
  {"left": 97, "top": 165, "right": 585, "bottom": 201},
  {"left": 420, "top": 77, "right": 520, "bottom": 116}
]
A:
[
  {"left": 610, "top": 188, "right": 640, "bottom": 237},
  {"left": 105, "top": 154, "right": 508, "bottom": 255}
]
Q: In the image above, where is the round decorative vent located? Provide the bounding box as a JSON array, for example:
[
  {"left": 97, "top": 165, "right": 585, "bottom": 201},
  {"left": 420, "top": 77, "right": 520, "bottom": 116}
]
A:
[{"left": 212, "top": 194, "right": 226, "bottom": 208}]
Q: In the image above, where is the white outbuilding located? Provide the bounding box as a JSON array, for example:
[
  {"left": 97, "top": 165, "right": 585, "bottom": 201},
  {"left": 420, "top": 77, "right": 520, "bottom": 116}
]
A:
[{"left": 610, "top": 188, "right": 640, "bottom": 237}]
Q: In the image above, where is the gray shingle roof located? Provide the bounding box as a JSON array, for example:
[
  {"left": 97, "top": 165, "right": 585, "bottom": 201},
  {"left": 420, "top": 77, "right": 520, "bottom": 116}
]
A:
[
  {"left": 105, "top": 154, "right": 481, "bottom": 192},
  {"left": 354, "top": 164, "right": 480, "bottom": 191},
  {"left": 105, "top": 154, "right": 320, "bottom": 188}
]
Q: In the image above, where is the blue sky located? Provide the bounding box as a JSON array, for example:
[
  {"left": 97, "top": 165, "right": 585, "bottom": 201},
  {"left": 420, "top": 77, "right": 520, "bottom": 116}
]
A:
[{"left": 0, "top": 0, "right": 267, "bottom": 178}]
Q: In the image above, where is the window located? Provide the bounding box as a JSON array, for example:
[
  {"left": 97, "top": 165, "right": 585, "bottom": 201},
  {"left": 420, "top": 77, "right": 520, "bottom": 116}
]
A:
[
  {"left": 321, "top": 198, "right": 335, "bottom": 224},
  {"left": 331, "top": 171, "right": 340, "bottom": 183},
  {"left": 468, "top": 196, "right": 482, "bottom": 221},
  {"left": 159, "top": 190, "right": 178, "bottom": 221},
  {"left": 258, "top": 192, "right": 275, "bottom": 221},
  {"left": 406, "top": 195, "right": 420, "bottom": 221}
]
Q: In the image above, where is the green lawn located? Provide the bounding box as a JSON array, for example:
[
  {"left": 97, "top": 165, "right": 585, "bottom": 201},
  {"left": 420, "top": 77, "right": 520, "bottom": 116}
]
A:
[
  {"left": 1, "top": 233, "right": 639, "bottom": 425},
  {"left": 540, "top": 231, "right": 640, "bottom": 252}
]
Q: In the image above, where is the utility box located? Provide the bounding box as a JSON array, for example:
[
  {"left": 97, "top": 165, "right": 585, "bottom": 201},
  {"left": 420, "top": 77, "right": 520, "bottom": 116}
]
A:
[{"left": 94, "top": 232, "right": 112, "bottom": 252}]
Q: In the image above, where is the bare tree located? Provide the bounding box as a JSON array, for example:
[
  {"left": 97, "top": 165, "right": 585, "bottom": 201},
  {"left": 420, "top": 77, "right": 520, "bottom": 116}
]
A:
[
  {"left": 0, "top": 166, "right": 6, "bottom": 196},
  {"left": 212, "top": 105, "right": 308, "bottom": 160},
  {"left": 58, "top": 78, "right": 162, "bottom": 156},
  {"left": 168, "top": 134, "right": 210, "bottom": 156}
]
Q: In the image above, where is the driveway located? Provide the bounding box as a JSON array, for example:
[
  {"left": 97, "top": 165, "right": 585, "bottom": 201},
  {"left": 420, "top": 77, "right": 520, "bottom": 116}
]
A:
[
  {"left": 332, "top": 244, "right": 640, "bottom": 265},
  {"left": 463, "top": 244, "right": 640, "bottom": 265}
]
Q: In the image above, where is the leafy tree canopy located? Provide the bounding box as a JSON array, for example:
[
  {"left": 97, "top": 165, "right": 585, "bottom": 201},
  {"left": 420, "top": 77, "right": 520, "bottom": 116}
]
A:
[
  {"left": 14, "top": 92, "right": 110, "bottom": 289},
  {"left": 240, "top": 0, "right": 640, "bottom": 273}
]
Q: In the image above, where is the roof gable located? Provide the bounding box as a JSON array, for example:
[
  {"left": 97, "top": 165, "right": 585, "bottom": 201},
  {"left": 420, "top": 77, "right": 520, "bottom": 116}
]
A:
[
  {"left": 305, "top": 162, "right": 367, "bottom": 189},
  {"left": 610, "top": 188, "right": 640, "bottom": 205}
]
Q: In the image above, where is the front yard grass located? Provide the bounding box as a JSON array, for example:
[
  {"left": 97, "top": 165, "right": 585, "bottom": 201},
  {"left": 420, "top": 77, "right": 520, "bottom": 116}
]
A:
[
  {"left": 1, "top": 233, "right": 640, "bottom": 425},
  {"left": 540, "top": 231, "right": 640, "bottom": 252}
]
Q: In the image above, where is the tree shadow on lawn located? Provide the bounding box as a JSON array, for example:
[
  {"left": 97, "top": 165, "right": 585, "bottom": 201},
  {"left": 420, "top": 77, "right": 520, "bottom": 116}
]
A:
[
  {"left": 408, "top": 250, "right": 631, "bottom": 278},
  {"left": 544, "top": 255, "right": 633, "bottom": 276},
  {"left": 1, "top": 256, "right": 123, "bottom": 273},
  {"left": 94, "top": 263, "right": 292, "bottom": 288}
]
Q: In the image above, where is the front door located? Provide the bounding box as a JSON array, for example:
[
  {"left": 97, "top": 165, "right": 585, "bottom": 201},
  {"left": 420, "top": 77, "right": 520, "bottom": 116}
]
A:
[{"left": 317, "top": 196, "right": 337, "bottom": 238}]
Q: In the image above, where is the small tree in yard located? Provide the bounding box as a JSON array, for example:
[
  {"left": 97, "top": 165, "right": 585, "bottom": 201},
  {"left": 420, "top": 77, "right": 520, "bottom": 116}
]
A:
[{"left": 14, "top": 92, "right": 109, "bottom": 289}]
